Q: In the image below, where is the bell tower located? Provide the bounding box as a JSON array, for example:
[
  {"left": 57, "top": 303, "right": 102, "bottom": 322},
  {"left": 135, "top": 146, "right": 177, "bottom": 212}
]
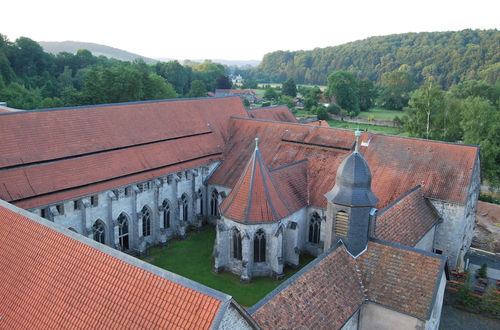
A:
[{"left": 324, "top": 130, "right": 379, "bottom": 256}]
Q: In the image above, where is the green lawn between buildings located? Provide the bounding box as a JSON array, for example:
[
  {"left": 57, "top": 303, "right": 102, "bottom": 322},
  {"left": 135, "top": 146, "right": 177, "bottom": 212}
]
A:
[
  {"left": 356, "top": 107, "right": 407, "bottom": 121},
  {"left": 144, "top": 227, "right": 316, "bottom": 307},
  {"left": 326, "top": 119, "right": 405, "bottom": 136}
]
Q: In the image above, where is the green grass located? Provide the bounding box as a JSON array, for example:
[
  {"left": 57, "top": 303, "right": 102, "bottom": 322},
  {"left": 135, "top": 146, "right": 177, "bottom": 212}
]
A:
[
  {"left": 327, "top": 119, "right": 406, "bottom": 135},
  {"left": 145, "top": 227, "right": 316, "bottom": 307},
  {"left": 356, "top": 108, "right": 407, "bottom": 121}
]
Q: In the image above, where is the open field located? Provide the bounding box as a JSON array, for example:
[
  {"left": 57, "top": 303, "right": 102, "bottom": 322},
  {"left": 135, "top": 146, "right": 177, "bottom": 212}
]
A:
[
  {"left": 327, "top": 119, "right": 406, "bottom": 135},
  {"left": 145, "top": 227, "right": 315, "bottom": 307},
  {"left": 357, "top": 108, "right": 407, "bottom": 121}
]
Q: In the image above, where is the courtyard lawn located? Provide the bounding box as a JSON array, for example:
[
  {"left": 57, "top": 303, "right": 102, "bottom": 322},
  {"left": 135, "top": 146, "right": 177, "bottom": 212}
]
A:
[
  {"left": 145, "top": 227, "right": 316, "bottom": 307},
  {"left": 326, "top": 119, "right": 406, "bottom": 136},
  {"left": 356, "top": 108, "right": 407, "bottom": 121}
]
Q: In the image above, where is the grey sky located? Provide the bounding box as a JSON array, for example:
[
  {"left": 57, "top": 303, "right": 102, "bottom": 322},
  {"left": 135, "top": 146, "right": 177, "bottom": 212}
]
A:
[{"left": 3, "top": 0, "right": 499, "bottom": 60}]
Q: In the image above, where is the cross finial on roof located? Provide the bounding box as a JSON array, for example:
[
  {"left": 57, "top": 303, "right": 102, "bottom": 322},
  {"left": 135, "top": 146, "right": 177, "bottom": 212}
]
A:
[
  {"left": 255, "top": 137, "right": 259, "bottom": 151},
  {"left": 355, "top": 130, "right": 361, "bottom": 153}
]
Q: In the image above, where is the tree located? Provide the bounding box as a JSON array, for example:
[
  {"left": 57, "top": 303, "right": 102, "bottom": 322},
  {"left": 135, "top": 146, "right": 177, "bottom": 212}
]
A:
[
  {"left": 405, "top": 82, "right": 445, "bottom": 139},
  {"left": 282, "top": 78, "right": 297, "bottom": 97},
  {"left": 326, "top": 71, "right": 359, "bottom": 113},
  {"left": 215, "top": 75, "right": 232, "bottom": 89},
  {"left": 316, "top": 106, "right": 329, "bottom": 120},
  {"left": 279, "top": 95, "right": 295, "bottom": 109},
  {"left": 460, "top": 97, "right": 500, "bottom": 188},
  {"left": 264, "top": 86, "right": 278, "bottom": 101},
  {"left": 188, "top": 80, "right": 207, "bottom": 97},
  {"left": 358, "top": 79, "right": 377, "bottom": 111},
  {"left": 155, "top": 60, "right": 192, "bottom": 95},
  {"left": 378, "top": 70, "right": 415, "bottom": 110}
]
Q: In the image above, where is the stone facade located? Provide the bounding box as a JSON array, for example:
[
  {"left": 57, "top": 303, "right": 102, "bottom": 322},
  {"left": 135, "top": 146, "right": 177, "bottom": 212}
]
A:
[{"left": 30, "top": 162, "right": 220, "bottom": 254}]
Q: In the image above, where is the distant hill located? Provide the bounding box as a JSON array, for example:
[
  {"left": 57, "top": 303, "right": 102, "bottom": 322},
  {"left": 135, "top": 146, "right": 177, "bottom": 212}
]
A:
[
  {"left": 39, "top": 41, "right": 158, "bottom": 64},
  {"left": 157, "top": 58, "right": 260, "bottom": 67},
  {"left": 255, "top": 29, "right": 500, "bottom": 88}
]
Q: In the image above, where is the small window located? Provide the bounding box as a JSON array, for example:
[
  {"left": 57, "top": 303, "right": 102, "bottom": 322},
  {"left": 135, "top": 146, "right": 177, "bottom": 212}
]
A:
[
  {"left": 335, "top": 211, "right": 349, "bottom": 236},
  {"left": 40, "top": 208, "right": 48, "bottom": 218},
  {"left": 124, "top": 187, "right": 131, "bottom": 196},
  {"left": 56, "top": 204, "right": 64, "bottom": 215},
  {"left": 288, "top": 222, "right": 297, "bottom": 230},
  {"left": 90, "top": 195, "right": 98, "bottom": 207},
  {"left": 73, "top": 200, "right": 80, "bottom": 210},
  {"left": 434, "top": 249, "right": 443, "bottom": 255}
]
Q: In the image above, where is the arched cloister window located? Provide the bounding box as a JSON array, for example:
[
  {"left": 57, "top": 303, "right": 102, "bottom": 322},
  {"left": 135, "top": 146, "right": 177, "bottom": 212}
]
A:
[
  {"left": 210, "top": 189, "right": 219, "bottom": 216},
  {"left": 141, "top": 206, "right": 151, "bottom": 237},
  {"left": 162, "top": 200, "right": 171, "bottom": 229},
  {"left": 335, "top": 211, "right": 349, "bottom": 236},
  {"left": 198, "top": 189, "right": 204, "bottom": 215},
  {"left": 309, "top": 212, "right": 321, "bottom": 244},
  {"left": 232, "top": 228, "right": 242, "bottom": 260},
  {"left": 117, "top": 213, "right": 129, "bottom": 251},
  {"left": 254, "top": 229, "right": 266, "bottom": 262},
  {"left": 92, "top": 219, "right": 106, "bottom": 244},
  {"left": 181, "top": 194, "right": 188, "bottom": 221}
]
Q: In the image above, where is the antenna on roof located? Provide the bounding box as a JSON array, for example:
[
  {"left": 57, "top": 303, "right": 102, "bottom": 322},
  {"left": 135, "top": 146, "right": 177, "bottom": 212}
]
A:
[
  {"left": 255, "top": 137, "right": 259, "bottom": 151},
  {"left": 355, "top": 130, "right": 361, "bottom": 153}
]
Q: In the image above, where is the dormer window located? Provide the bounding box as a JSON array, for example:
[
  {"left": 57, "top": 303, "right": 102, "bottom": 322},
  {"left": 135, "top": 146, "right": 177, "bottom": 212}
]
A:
[{"left": 335, "top": 211, "right": 349, "bottom": 236}]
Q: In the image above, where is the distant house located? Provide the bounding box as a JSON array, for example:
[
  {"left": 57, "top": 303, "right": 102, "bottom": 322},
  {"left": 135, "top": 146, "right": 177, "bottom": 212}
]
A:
[{"left": 215, "top": 89, "right": 258, "bottom": 103}]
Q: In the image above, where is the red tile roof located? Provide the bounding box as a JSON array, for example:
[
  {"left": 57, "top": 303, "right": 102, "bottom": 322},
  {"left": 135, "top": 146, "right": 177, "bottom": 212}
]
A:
[
  {"left": 251, "top": 240, "right": 445, "bottom": 329},
  {"left": 0, "top": 200, "right": 235, "bottom": 329},
  {"left": 251, "top": 245, "right": 365, "bottom": 329},
  {"left": 270, "top": 160, "right": 308, "bottom": 213},
  {"left": 210, "top": 118, "right": 478, "bottom": 209},
  {"left": 358, "top": 241, "right": 445, "bottom": 320},
  {"left": 376, "top": 186, "right": 441, "bottom": 246},
  {"left": 247, "top": 106, "right": 298, "bottom": 123},
  {"left": 0, "top": 97, "right": 247, "bottom": 207},
  {"left": 220, "top": 143, "right": 291, "bottom": 223},
  {"left": 308, "top": 120, "right": 330, "bottom": 127}
]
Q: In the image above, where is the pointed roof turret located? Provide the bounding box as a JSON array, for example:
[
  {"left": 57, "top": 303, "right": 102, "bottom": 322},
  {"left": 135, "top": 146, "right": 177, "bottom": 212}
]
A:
[{"left": 220, "top": 138, "right": 291, "bottom": 223}]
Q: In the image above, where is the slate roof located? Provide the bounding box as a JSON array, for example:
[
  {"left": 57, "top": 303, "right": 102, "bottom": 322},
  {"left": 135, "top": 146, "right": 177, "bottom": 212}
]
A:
[
  {"left": 247, "top": 105, "right": 298, "bottom": 123},
  {"left": 0, "top": 97, "right": 247, "bottom": 208},
  {"left": 250, "top": 240, "right": 446, "bottom": 329},
  {"left": 0, "top": 199, "right": 247, "bottom": 329},
  {"left": 209, "top": 118, "right": 479, "bottom": 209},
  {"left": 376, "top": 185, "right": 441, "bottom": 246},
  {"left": 220, "top": 142, "right": 292, "bottom": 223}
]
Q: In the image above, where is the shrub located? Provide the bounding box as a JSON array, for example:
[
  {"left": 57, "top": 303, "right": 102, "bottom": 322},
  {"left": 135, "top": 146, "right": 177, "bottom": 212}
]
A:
[
  {"left": 317, "top": 107, "right": 329, "bottom": 120},
  {"left": 481, "top": 285, "right": 500, "bottom": 317},
  {"left": 327, "top": 103, "right": 341, "bottom": 115},
  {"left": 479, "top": 194, "right": 500, "bottom": 205},
  {"left": 476, "top": 263, "right": 488, "bottom": 279},
  {"left": 456, "top": 270, "right": 478, "bottom": 309}
]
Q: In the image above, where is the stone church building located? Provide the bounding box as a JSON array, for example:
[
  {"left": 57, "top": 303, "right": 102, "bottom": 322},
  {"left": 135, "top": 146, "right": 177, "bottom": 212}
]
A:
[{"left": 0, "top": 96, "right": 480, "bottom": 329}]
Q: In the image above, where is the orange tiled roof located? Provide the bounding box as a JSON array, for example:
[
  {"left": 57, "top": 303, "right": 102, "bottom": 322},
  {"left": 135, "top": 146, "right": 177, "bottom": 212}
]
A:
[
  {"left": 0, "top": 200, "right": 240, "bottom": 329},
  {"left": 0, "top": 97, "right": 247, "bottom": 208},
  {"left": 358, "top": 240, "right": 445, "bottom": 320},
  {"left": 220, "top": 142, "right": 292, "bottom": 223},
  {"left": 308, "top": 120, "right": 330, "bottom": 127},
  {"left": 251, "top": 244, "right": 364, "bottom": 329},
  {"left": 376, "top": 185, "right": 441, "bottom": 246},
  {"left": 250, "top": 240, "right": 445, "bottom": 329},
  {"left": 210, "top": 118, "right": 478, "bottom": 209},
  {"left": 247, "top": 106, "right": 298, "bottom": 123}
]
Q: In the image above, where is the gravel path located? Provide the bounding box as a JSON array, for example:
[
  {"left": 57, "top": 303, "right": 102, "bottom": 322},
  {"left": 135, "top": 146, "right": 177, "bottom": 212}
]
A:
[{"left": 439, "top": 304, "right": 499, "bottom": 330}]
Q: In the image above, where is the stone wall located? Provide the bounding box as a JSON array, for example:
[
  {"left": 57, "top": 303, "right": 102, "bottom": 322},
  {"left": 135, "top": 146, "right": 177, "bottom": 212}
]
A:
[
  {"left": 30, "top": 162, "right": 220, "bottom": 254},
  {"left": 341, "top": 309, "right": 360, "bottom": 330},
  {"left": 218, "top": 302, "right": 256, "bottom": 330},
  {"left": 414, "top": 226, "right": 436, "bottom": 252},
  {"left": 359, "top": 302, "right": 424, "bottom": 330}
]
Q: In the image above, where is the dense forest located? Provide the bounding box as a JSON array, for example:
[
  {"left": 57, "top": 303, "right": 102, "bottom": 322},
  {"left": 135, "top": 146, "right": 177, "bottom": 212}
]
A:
[
  {"left": 255, "top": 30, "right": 500, "bottom": 88},
  {"left": 0, "top": 34, "right": 231, "bottom": 109}
]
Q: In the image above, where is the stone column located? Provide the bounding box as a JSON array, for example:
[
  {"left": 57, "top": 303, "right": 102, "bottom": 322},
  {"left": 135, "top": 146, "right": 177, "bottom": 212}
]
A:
[
  {"left": 107, "top": 191, "right": 118, "bottom": 247},
  {"left": 240, "top": 230, "right": 252, "bottom": 282}
]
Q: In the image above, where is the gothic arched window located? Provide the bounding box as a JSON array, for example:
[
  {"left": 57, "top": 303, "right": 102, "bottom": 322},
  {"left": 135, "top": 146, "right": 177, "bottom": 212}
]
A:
[
  {"left": 335, "top": 211, "right": 349, "bottom": 236},
  {"left": 117, "top": 213, "right": 129, "bottom": 251},
  {"left": 210, "top": 189, "right": 219, "bottom": 216},
  {"left": 141, "top": 206, "right": 151, "bottom": 237},
  {"left": 92, "top": 220, "right": 105, "bottom": 244},
  {"left": 162, "top": 200, "right": 171, "bottom": 229},
  {"left": 254, "top": 229, "right": 266, "bottom": 262},
  {"left": 181, "top": 194, "right": 188, "bottom": 221},
  {"left": 309, "top": 212, "right": 321, "bottom": 244},
  {"left": 232, "top": 228, "right": 242, "bottom": 260}
]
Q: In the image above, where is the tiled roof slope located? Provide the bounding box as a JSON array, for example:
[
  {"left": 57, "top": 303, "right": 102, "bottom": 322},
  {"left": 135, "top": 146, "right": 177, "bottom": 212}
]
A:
[
  {"left": 250, "top": 244, "right": 365, "bottom": 329},
  {"left": 270, "top": 160, "right": 308, "bottom": 213},
  {"left": 0, "top": 200, "right": 238, "bottom": 329},
  {"left": 358, "top": 240, "right": 445, "bottom": 320},
  {"left": 220, "top": 143, "right": 291, "bottom": 223},
  {"left": 376, "top": 186, "right": 441, "bottom": 246},
  {"left": 0, "top": 97, "right": 247, "bottom": 207},
  {"left": 210, "top": 118, "right": 478, "bottom": 208},
  {"left": 247, "top": 106, "right": 298, "bottom": 123},
  {"left": 250, "top": 240, "right": 445, "bottom": 329}
]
